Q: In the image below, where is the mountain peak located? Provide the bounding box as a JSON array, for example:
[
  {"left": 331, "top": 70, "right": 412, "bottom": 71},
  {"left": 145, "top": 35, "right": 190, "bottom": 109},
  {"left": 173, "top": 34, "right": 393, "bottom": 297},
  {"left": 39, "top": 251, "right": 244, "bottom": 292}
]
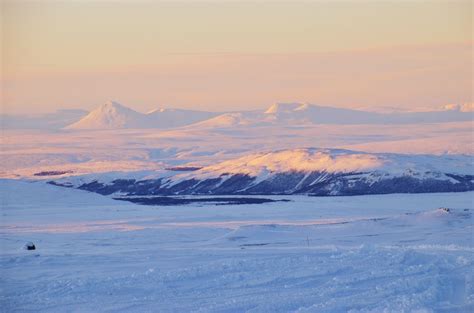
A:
[
  {"left": 103, "top": 100, "right": 121, "bottom": 107},
  {"left": 65, "top": 101, "right": 141, "bottom": 129},
  {"left": 98, "top": 100, "right": 132, "bottom": 112},
  {"left": 264, "top": 103, "right": 308, "bottom": 114}
]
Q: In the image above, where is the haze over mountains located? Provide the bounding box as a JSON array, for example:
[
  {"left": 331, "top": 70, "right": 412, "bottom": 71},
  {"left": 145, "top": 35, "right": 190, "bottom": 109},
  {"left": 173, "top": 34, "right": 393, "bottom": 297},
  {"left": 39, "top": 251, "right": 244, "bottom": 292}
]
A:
[
  {"left": 2, "top": 100, "right": 472, "bottom": 130},
  {"left": 1, "top": 109, "right": 88, "bottom": 130}
]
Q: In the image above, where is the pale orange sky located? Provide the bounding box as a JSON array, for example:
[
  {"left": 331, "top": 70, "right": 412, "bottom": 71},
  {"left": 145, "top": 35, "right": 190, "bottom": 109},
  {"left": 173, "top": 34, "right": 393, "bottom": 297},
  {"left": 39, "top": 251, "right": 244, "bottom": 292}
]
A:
[{"left": 1, "top": 0, "right": 472, "bottom": 114}]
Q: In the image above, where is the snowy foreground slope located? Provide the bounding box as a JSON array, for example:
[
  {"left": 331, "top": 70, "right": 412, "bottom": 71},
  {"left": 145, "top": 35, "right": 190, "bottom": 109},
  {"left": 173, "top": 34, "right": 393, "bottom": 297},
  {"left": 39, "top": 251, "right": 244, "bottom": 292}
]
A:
[
  {"left": 53, "top": 148, "right": 474, "bottom": 196},
  {"left": 1, "top": 179, "right": 473, "bottom": 312}
]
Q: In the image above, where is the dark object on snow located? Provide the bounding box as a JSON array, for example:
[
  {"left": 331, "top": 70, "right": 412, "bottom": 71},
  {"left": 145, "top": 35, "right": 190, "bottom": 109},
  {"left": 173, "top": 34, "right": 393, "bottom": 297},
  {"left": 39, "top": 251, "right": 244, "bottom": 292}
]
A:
[
  {"left": 165, "top": 166, "right": 203, "bottom": 172},
  {"left": 23, "top": 242, "right": 36, "bottom": 250},
  {"left": 34, "top": 170, "right": 73, "bottom": 176},
  {"left": 439, "top": 207, "right": 451, "bottom": 213},
  {"left": 113, "top": 196, "right": 289, "bottom": 206}
]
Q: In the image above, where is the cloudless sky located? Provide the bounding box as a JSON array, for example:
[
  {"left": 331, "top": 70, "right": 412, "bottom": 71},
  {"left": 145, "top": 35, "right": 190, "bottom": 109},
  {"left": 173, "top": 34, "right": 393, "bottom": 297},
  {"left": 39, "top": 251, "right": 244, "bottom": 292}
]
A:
[{"left": 1, "top": 0, "right": 472, "bottom": 114}]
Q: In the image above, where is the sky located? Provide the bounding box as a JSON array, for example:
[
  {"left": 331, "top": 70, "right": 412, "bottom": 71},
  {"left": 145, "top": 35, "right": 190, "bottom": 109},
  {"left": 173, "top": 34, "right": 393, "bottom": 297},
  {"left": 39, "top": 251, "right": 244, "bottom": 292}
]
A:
[{"left": 1, "top": 0, "right": 472, "bottom": 114}]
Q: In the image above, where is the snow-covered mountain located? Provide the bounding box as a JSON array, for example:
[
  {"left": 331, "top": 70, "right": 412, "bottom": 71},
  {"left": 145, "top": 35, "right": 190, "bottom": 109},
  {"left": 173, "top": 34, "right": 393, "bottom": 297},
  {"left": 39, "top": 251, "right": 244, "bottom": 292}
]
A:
[
  {"left": 65, "top": 101, "right": 218, "bottom": 129},
  {"left": 66, "top": 101, "right": 144, "bottom": 129},
  {"left": 51, "top": 148, "right": 473, "bottom": 196},
  {"left": 7, "top": 101, "right": 472, "bottom": 130},
  {"left": 185, "top": 102, "right": 473, "bottom": 129}
]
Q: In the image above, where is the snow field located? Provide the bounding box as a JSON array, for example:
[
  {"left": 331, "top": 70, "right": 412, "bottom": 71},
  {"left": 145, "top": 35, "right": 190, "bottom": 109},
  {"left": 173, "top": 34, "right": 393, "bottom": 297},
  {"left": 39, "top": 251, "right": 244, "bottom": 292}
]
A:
[{"left": 1, "top": 180, "right": 473, "bottom": 312}]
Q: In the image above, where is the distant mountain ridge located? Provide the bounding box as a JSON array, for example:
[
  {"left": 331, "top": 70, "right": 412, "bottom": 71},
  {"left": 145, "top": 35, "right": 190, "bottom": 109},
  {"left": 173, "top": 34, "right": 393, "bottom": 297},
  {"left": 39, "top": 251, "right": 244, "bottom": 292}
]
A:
[
  {"left": 194, "top": 102, "right": 473, "bottom": 128},
  {"left": 3, "top": 101, "right": 472, "bottom": 130}
]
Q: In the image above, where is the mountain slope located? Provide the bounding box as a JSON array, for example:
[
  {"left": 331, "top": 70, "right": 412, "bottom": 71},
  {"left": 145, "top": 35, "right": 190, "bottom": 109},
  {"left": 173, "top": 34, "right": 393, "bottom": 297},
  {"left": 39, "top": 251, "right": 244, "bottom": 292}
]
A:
[
  {"left": 51, "top": 148, "right": 474, "bottom": 196},
  {"left": 146, "top": 108, "right": 218, "bottom": 128},
  {"left": 189, "top": 112, "right": 263, "bottom": 128}
]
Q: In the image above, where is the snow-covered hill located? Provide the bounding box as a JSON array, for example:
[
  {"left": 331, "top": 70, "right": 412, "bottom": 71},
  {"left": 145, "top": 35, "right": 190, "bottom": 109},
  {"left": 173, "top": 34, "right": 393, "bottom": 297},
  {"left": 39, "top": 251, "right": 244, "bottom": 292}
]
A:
[
  {"left": 65, "top": 101, "right": 218, "bottom": 129},
  {"left": 52, "top": 148, "right": 474, "bottom": 196}
]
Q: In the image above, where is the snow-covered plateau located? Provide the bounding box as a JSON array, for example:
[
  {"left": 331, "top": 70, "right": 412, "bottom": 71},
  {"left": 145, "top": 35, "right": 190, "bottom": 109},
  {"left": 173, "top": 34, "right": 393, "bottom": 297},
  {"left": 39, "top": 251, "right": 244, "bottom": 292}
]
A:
[{"left": 1, "top": 179, "right": 473, "bottom": 312}]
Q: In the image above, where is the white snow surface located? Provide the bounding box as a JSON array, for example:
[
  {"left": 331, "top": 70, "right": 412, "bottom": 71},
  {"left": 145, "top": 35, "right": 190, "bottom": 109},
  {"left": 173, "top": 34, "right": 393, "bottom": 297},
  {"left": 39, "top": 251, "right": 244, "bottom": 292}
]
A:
[
  {"left": 198, "top": 148, "right": 383, "bottom": 174},
  {"left": 1, "top": 179, "right": 473, "bottom": 312}
]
